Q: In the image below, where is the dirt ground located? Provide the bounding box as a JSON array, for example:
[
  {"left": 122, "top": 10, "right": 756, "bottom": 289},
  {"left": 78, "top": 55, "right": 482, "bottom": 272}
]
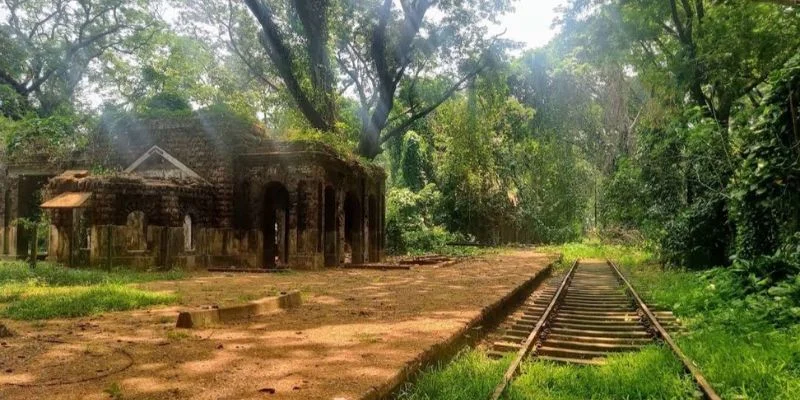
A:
[{"left": 0, "top": 250, "right": 553, "bottom": 400}]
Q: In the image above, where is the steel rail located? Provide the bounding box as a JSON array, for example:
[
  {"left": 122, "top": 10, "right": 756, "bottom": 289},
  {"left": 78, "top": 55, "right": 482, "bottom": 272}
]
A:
[
  {"left": 607, "top": 259, "right": 722, "bottom": 400},
  {"left": 489, "top": 259, "right": 579, "bottom": 400}
]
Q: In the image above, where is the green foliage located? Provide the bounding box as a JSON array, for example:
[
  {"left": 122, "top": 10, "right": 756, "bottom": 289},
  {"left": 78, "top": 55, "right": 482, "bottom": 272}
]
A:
[
  {"left": 0, "top": 84, "right": 28, "bottom": 119},
  {"left": 399, "top": 131, "right": 431, "bottom": 192},
  {"left": 0, "top": 261, "right": 185, "bottom": 286},
  {"left": 627, "top": 263, "right": 800, "bottom": 399},
  {"left": 600, "top": 158, "right": 647, "bottom": 229},
  {"left": 730, "top": 55, "right": 800, "bottom": 260},
  {"left": 385, "top": 184, "right": 457, "bottom": 254},
  {"left": 0, "top": 261, "right": 183, "bottom": 320},
  {"left": 660, "top": 192, "right": 732, "bottom": 269},
  {"left": 507, "top": 347, "right": 696, "bottom": 400},
  {"left": 541, "top": 241, "right": 654, "bottom": 267},
  {"left": 143, "top": 92, "right": 192, "bottom": 113},
  {"left": 0, "top": 0, "right": 160, "bottom": 117},
  {"left": 0, "top": 112, "right": 87, "bottom": 163}
]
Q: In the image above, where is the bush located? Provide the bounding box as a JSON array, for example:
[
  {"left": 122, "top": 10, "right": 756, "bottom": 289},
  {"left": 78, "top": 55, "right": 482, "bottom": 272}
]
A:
[
  {"left": 385, "top": 184, "right": 459, "bottom": 254},
  {"left": 660, "top": 192, "right": 732, "bottom": 269},
  {"left": 729, "top": 55, "right": 800, "bottom": 260}
]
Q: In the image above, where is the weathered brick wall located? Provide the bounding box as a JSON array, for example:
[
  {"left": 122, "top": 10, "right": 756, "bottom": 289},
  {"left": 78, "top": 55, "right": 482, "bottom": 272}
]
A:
[
  {"left": 236, "top": 151, "right": 386, "bottom": 268},
  {"left": 45, "top": 175, "right": 215, "bottom": 228},
  {"left": 98, "top": 117, "right": 248, "bottom": 227}
]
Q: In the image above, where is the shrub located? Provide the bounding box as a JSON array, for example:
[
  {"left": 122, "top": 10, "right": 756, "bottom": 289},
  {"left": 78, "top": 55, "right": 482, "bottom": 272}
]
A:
[
  {"left": 660, "top": 192, "right": 732, "bottom": 269},
  {"left": 385, "top": 184, "right": 458, "bottom": 254}
]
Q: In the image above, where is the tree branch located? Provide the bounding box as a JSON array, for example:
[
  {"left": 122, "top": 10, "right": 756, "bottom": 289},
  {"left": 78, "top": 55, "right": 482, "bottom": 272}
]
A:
[
  {"left": 381, "top": 63, "right": 487, "bottom": 144},
  {"left": 244, "top": 0, "right": 332, "bottom": 131}
]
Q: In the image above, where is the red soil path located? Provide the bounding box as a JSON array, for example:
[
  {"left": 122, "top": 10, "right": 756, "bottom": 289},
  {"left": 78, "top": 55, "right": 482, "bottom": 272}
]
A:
[{"left": 0, "top": 250, "right": 552, "bottom": 400}]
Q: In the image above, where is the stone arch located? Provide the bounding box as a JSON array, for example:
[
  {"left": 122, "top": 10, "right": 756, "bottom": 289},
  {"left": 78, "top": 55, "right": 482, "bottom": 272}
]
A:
[
  {"left": 126, "top": 211, "right": 147, "bottom": 251},
  {"left": 344, "top": 191, "right": 363, "bottom": 264},
  {"left": 263, "top": 182, "right": 290, "bottom": 268}
]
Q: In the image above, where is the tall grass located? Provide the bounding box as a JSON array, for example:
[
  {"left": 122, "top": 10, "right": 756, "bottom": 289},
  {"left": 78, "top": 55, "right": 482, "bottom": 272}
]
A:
[
  {"left": 626, "top": 264, "right": 800, "bottom": 400},
  {"left": 396, "top": 350, "right": 512, "bottom": 400},
  {"left": 2, "top": 284, "right": 177, "bottom": 320},
  {"left": 540, "top": 240, "right": 653, "bottom": 267},
  {"left": 0, "top": 261, "right": 185, "bottom": 286},
  {"left": 507, "top": 346, "right": 696, "bottom": 400}
]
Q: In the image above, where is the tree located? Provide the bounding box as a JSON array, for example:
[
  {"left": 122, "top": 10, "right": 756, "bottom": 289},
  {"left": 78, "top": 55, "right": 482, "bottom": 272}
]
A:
[
  {"left": 0, "top": 0, "right": 159, "bottom": 117},
  {"left": 564, "top": 0, "right": 800, "bottom": 129},
  {"left": 234, "top": 0, "right": 511, "bottom": 158}
]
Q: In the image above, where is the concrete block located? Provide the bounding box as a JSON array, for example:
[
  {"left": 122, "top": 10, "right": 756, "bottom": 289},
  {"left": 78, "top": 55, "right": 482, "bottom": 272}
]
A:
[{"left": 176, "top": 290, "right": 302, "bottom": 328}]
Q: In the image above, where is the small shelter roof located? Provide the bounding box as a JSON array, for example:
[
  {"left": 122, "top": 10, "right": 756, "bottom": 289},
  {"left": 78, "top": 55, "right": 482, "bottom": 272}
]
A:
[{"left": 41, "top": 192, "right": 92, "bottom": 209}]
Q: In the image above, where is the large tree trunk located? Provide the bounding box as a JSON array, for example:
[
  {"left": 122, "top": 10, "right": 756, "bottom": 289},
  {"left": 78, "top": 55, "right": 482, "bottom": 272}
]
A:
[{"left": 358, "top": 126, "right": 382, "bottom": 159}]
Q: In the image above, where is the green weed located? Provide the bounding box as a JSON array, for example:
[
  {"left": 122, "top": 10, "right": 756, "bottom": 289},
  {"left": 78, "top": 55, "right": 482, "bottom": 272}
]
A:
[
  {"left": 165, "top": 330, "right": 191, "bottom": 341},
  {"left": 507, "top": 346, "right": 696, "bottom": 400},
  {"left": 540, "top": 240, "right": 653, "bottom": 267},
  {"left": 396, "top": 350, "right": 511, "bottom": 400},
  {"left": 626, "top": 264, "right": 800, "bottom": 399},
  {"left": 104, "top": 381, "right": 124, "bottom": 400}
]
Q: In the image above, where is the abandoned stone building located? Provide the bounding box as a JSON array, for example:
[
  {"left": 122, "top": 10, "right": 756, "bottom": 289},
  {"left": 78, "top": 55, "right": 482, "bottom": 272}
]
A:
[{"left": 0, "top": 113, "right": 386, "bottom": 270}]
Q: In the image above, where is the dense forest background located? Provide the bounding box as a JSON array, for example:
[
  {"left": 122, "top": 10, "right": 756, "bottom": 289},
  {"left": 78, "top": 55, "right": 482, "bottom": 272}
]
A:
[{"left": 1, "top": 0, "right": 799, "bottom": 278}]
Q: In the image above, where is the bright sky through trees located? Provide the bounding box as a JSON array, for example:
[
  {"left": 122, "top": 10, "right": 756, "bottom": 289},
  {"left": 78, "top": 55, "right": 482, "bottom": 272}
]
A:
[{"left": 496, "top": 0, "right": 566, "bottom": 49}]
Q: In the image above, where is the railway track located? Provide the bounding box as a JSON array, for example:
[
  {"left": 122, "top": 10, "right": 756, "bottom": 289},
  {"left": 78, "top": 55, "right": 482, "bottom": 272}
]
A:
[{"left": 486, "top": 259, "right": 720, "bottom": 400}]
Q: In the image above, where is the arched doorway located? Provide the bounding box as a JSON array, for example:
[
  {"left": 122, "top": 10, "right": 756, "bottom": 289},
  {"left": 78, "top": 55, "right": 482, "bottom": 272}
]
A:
[
  {"left": 264, "top": 182, "right": 289, "bottom": 269},
  {"left": 344, "top": 192, "right": 363, "bottom": 264},
  {"left": 323, "top": 186, "right": 337, "bottom": 267}
]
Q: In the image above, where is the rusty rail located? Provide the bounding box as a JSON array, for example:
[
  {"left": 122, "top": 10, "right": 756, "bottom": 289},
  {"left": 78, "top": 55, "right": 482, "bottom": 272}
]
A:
[
  {"left": 488, "top": 259, "right": 578, "bottom": 400},
  {"left": 607, "top": 259, "right": 722, "bottom": 400}
]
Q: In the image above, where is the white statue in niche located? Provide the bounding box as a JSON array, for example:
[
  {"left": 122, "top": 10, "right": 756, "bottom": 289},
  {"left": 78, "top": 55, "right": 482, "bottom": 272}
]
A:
[
  {"left": 184, "top": 214, "right": 193, "bottom": 251},
  {"left": 126, "top": 211, "right": 146, "bottom": 251}
]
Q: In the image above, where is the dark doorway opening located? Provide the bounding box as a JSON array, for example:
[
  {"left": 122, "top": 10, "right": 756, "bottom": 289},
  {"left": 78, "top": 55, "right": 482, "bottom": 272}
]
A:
[
  {"left": 368, "top": 195, "right": 379, "bottom": 262},
  {"left": 3, "top": 188, "right": 10, "bottom": 255},
  {"left": 323, "top": 186, "right": 337, "bottom": 267},
  {"left": 344, "top": 192, "right": 363, "bottom": 264},
  {"left": 263, "top": 182, "right": 289, "bottom": 269},
  {"left": 16, "top": 175, "right": 51, "bottom": 258}
]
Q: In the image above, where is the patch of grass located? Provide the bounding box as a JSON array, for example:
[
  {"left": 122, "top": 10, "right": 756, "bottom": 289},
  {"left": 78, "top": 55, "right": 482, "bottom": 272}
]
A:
[
  {"left": 507, "top": 346, "right": 696, "bottom": 400},
  {"left": 539, "top": 240, "right": 653, "bottom": 268},
  {"left": 626, "top": 264, "right": 800, "bottom": 400},
  {"left": 104, "top": 381, "right": 124, "bottom": 400},
  {"left": 396, "top": 350, "right": 512, "bottom": 400},
  {"left": 1, "top": 284, "right": 177, "bottom": 320},
  {"left": 0, "top": 261, "right": 185, "bottom": 286},
  {"left": 355, "top": 332, "right": 383, "bottom": 344},
  {"left": 165, "top": 329, "right": 191, "bottom": 341}
]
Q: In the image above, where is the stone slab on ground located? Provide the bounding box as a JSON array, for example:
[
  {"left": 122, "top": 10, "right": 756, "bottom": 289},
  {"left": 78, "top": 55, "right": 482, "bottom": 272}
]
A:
[
  {"left": 0, "top": 249, "right": 554, "bottom": 400},
  {"left": 176, "top": 291, "right": 302, "bottom": 328}
]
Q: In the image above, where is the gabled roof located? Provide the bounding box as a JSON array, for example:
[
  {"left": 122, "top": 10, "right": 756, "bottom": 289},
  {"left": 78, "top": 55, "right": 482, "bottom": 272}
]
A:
[{"left": 124, "top": 145, "right": 207, "bottom": 182}]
